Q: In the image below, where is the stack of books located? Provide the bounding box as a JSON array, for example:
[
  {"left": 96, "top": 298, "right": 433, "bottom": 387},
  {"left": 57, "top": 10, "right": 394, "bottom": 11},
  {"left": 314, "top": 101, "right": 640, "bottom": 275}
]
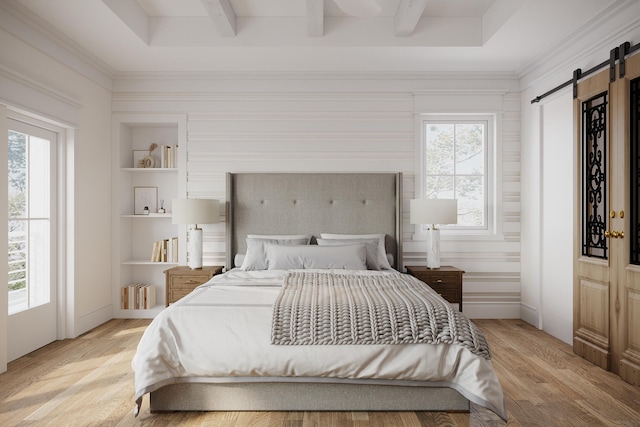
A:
[
  {"left": 121, "top": 284, "right": 156, "bottom": 309},
  {"left": 151, "top": 237, "right": 178, "bottom": 262},
  {"left": 160, "top": 145, "right": 178, "bottom": 168}
]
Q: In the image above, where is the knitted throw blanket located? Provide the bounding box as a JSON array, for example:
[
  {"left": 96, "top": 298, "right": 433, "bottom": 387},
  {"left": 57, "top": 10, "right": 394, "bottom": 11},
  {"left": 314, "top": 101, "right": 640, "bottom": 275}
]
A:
[{"left": 271, "top": 271, "right": 491, "bottom": 360}]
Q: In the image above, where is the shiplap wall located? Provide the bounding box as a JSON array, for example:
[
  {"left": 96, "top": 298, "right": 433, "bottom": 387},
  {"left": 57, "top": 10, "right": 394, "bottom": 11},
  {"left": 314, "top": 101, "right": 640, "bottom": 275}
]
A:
[{"left": 112, "top": 74, "right": 521, "bottom": 318}]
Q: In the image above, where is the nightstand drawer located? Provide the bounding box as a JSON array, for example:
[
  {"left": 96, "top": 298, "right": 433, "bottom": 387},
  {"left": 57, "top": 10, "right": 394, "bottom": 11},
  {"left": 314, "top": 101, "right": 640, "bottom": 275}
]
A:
[
  {"left": 433, "top": 289, "right": 460, "bottom": 304},
  {"left": 420, "top": 275, "right": 459, "bottom": 289},
  {"left": 164, "top": 266, "right": 223, "bottom": 306},
  {"left": 405, "top": 266, "right": 464, "bottom": 311},
  {"left": 168, "top": 288, "right": 197, "bottom": 303},
  {"left": 171, "top": 275, "right": 211, "bottom": 289}
]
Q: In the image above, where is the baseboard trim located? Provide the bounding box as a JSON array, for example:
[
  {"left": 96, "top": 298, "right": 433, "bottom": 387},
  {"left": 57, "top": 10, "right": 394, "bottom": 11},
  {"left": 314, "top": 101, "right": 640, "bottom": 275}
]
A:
[
  {"left": 519, "top": 302, "right": 539, "bottom": 327},
  {"left": 463, "top": 301, "right": 521, "bottom": 319},
  {"left": 72, "top": 305, "right": 112, "bottom": 338}
]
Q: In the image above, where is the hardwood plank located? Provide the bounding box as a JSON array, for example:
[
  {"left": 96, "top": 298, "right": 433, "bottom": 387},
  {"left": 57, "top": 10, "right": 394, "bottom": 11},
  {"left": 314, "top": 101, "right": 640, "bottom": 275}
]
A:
[{"left": 1, "top": 319, "right": 639, "bottom": 426}]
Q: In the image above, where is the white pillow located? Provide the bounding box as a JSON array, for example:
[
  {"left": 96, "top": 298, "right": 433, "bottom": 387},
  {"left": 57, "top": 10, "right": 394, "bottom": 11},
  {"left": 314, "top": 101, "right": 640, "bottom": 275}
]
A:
[
  {"left": 316, "top": 238, "right": 385, "bottom": 270},
  {"left": 265, "top": 243, "right": 367, "bottom": 270},
  {"left": 240, "top": 237, "right": 309, "bottom": 271},
  {"left": 319, "top": 233, "right": 392, "bottom": 270},
  {"left": 248, "top": 234, "right": 311, "bottom": 244}
]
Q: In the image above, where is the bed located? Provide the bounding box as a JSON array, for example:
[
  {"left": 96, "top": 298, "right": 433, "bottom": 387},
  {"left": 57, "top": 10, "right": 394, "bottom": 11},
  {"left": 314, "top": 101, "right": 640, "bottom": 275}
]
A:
[{"left": 132, "top": 172, "right": 506, "bottom": 420}]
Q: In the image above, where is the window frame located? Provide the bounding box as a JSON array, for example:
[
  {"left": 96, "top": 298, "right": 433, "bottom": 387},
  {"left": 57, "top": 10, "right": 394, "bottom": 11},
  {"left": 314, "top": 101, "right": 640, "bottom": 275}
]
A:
[{"left": 415, "top": 114, "right": 496, "bottom": 239}]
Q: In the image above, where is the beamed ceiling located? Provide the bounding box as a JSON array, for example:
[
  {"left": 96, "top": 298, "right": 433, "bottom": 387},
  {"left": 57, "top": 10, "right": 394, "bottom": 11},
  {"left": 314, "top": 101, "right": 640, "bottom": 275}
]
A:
[{"left": 0, "top": 0, "right": 631, "bottom": 76}]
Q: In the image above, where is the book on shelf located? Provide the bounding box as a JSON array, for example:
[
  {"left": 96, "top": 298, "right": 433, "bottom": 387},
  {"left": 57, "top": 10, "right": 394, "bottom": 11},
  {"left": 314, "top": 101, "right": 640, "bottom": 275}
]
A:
[
  {"left": 151, "top": 237, "right": 178, "bottom": 262},
  {"left": 160, "top": 144, "right": 179, "bottom": 168},
  {"left": 121, "top": 284, "right": 156, "bottom": 309},
  {"left": 151, "top": 241, "right": 161, "bottom": 262},
  {"left": 171, "top": 237, "right": 178, "bottom": 262}
]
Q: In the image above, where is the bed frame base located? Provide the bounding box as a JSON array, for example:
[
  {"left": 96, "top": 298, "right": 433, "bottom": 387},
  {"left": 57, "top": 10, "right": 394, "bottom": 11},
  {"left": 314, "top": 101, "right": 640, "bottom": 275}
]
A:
[{"left": 150, "top": 382, "right": 470, "bottom": 413}]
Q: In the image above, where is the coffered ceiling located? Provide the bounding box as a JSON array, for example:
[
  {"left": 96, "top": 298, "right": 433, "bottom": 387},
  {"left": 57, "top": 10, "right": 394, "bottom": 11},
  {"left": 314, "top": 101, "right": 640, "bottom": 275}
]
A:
[{"left": 2, "top": 0, "right": 627, "bottom": 76}]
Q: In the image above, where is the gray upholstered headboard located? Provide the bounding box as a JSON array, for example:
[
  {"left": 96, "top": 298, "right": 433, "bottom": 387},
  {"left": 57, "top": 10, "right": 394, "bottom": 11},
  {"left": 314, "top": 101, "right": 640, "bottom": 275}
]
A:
[{"left": 226, "top": 172, "right": 403, "bottom": 270}]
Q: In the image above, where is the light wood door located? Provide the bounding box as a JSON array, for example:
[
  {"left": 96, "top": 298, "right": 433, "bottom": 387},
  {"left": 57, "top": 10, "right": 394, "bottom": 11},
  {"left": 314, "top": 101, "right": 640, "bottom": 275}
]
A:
[
  {"left": 574, "top": 68, "right": 612, "bottom": 370},
  {"left": 574, "top": 52, "right": 640, "bottom": 385},
  {"left": 616, "top": 53, "right": 640, "bottom": 385}
]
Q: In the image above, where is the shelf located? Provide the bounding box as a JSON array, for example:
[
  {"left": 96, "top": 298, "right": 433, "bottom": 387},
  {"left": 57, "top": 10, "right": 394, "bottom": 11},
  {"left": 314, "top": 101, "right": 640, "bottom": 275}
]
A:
[
  {"left": 121, "top": 168, "right": 178, "bottom": 172},
  {"left": 122, "top": 260, "right": 179, "bottom": 266},
  {"left": 121, "top": 213, "right": 172, "bottom": 218},
  {"left": 113, "top": 114, "right": 186, "bottom": 320}
]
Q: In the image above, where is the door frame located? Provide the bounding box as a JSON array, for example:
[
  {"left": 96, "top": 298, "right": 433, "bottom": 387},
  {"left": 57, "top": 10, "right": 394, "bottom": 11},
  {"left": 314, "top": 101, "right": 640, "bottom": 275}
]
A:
[{"left": 5, "top": 111, "right": 67, "bottom": 361}]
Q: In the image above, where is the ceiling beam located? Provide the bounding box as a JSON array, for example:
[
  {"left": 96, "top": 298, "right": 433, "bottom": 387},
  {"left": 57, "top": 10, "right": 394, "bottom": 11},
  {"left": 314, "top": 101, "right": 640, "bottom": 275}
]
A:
[
  {"left": 200, "top": 0, "right": 236, "bottom": 37},
  {"left": 306, "top": 0, "right": 324, "bottom": 37},
  {"left": 395, "top": 0, "right": 428, "bottom": 37},
  {"left": 482, "top": 0, "right": 524, "bottom": 43},
  {"left": 101, "top": 0, "right": 149, "bottom": 44}
]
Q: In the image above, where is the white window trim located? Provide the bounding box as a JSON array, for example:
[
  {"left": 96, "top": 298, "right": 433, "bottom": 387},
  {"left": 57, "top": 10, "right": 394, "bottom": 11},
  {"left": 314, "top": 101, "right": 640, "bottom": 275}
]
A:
[{"left": 414, "top": 113, "right": 501, "bottom": 241}]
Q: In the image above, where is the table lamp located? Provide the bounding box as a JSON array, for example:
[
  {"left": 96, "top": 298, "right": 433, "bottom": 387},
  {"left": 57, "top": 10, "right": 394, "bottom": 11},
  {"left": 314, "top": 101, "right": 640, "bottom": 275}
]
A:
[
  {"left": 410, "top": 198, "right": 458, "bottom": 269},
  {"left": 172, "top": 199, "right": 220, "bottom": 269}
]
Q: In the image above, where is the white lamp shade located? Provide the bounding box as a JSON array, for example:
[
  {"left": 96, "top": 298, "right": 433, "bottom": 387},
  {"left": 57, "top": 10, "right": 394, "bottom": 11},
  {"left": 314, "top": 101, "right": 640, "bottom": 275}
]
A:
[
  {"left": 410, "top": 199, "right": 458, "bottom": 225},
  {"left": 172, "top": 199, "right": 220, "bottom": 225}
]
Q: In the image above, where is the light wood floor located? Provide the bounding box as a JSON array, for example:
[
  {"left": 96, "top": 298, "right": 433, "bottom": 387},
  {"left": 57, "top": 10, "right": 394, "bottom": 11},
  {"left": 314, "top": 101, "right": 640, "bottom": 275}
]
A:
[{"left": 1, "top": 319, "right": 639, "bottom": 426}]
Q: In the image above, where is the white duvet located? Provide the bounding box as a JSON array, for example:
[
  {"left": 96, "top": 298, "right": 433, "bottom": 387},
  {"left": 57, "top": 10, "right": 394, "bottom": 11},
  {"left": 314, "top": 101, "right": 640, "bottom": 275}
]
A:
[{"left": 132, "top": 269, "right": 506, "bottom": 420}]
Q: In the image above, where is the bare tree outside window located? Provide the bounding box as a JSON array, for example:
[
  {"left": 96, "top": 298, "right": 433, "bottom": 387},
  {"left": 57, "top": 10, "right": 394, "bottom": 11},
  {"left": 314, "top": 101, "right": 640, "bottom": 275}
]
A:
[{"left": 424, "top": 121, "right": 488, "bottom": 229}]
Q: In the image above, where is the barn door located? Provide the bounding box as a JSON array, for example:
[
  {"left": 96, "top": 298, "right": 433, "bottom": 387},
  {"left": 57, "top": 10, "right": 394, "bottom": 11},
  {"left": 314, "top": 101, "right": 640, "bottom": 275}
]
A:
[
  {"left": 574, "top": 68, "right": 613, "bottom": 370},
  {"left": 617, "top": 53, "right": 640, "bottom": 385},
  {"left": 574, "top": 50, "right": 640, "bottom": 385}
]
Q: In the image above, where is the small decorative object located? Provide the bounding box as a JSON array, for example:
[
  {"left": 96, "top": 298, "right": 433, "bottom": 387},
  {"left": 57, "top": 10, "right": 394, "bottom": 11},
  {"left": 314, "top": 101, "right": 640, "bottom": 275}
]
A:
[
  {"left": 158, "top": 199, "right": 165, "bottom": 214},
  {"left": 134, "top": 186, "right": 158, "bottom": 215},
  {"left": 133, "top": 150, "right": 147, "bottom": 168},
  {"left": 142, "top": 143, "right": 157, "bottom": 168}
]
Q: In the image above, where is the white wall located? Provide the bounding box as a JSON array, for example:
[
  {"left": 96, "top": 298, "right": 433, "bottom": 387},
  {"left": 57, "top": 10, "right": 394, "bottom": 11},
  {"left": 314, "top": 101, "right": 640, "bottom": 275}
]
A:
[
  {"left": 0, "top": 27, "right": 112, "bottom": 369},
  {"left": 541, "top": 93, "right": 574, "bottom": 344},
  {"left": 113, "top": 74, "right": 522, "bottom": 319}
]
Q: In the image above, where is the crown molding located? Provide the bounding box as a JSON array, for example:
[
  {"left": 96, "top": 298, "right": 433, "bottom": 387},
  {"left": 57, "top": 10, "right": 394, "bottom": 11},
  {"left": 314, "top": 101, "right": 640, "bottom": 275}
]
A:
[
  {"left": 517, "top": 0, "right": 640, "bottom": 91},
  {"left": 0, "top": 0, "right": 115, "bottom": 91},
  {"left": 113, "top": 70, "right": 518, "bottom": 81}
]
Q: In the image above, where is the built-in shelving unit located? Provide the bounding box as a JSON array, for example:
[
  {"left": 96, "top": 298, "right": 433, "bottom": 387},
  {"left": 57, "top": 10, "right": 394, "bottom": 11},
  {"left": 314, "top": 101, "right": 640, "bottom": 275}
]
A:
[{"left": 111, "top": 114, "right": 187, "bottom": 318}]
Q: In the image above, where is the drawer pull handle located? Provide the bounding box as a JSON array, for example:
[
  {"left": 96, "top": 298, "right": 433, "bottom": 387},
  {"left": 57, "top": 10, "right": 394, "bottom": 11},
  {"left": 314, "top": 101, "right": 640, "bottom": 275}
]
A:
[
  {"left": 436, "top": 279, "right": 443, "bottom": 283},
  {"left": 185, "top": 280, "right": 198, "bottom": 284}
]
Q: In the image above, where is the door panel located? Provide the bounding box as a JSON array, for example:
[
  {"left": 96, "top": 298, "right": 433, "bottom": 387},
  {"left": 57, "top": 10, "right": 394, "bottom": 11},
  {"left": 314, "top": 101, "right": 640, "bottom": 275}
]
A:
[
  {"left": 574, "top": 69, "right": 612, "bottom": 370},
  {"left": 619, "top": 53, "right": 640, "bottom": 385},
  {"left": 575, "top": 52, "right": 640, "bottom": 385}
]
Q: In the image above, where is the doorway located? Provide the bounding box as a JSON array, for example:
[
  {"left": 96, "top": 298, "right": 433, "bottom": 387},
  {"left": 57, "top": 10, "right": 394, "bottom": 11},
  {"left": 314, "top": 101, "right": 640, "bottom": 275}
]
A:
[{"left": 6, "top": 118, "right": 57, "bottom": 361}]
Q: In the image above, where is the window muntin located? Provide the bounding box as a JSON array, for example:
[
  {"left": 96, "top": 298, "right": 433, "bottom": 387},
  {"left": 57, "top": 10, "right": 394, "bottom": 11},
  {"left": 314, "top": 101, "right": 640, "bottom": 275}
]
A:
[{"left": 420, "top": 116, "right": 493, "bottom": 232}]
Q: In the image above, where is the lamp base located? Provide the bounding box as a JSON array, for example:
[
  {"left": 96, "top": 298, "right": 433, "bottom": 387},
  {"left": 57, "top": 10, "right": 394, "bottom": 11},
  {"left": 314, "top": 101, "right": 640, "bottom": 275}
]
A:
[
  {"left": 425, "top": 228, "right": 441, "bottom": 269},
  {"left": 188, "top": 228, "right": 203, "bottom": 269}
]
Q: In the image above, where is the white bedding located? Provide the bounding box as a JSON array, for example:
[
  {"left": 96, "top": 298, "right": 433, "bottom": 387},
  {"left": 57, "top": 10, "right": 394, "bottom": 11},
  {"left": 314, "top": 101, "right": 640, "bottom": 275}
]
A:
[{"left": 132, "top": 269, "right": 506, "bottom": 420}]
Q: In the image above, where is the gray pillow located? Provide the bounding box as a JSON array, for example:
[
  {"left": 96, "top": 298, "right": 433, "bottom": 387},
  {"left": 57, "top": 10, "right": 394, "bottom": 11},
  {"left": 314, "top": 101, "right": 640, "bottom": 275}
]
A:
[
  {"left": 316, "top": 238, "right": 385, "bottom": 270},
  {"left": 240, "top": 237, "right": 309, "bottom": 271},
  {"left": 265, "top": 243, "right": 367, "bottom": 270},
  {"left": 319, "top": 233, "right": 392, "bottom": 270}
]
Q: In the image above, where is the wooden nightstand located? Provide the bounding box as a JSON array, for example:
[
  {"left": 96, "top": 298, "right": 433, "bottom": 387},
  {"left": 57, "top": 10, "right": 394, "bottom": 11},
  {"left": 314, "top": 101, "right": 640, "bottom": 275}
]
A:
[
  {"left": 405, "top": 266, "right": 464, "bottom": 311},
  {"left": 164, "top": 265, "right": 223, "bottom": 306}
]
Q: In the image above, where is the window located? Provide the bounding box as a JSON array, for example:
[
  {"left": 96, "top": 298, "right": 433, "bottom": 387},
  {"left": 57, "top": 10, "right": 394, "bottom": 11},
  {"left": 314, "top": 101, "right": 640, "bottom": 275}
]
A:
[
  {"left": 7, "top": 119, "right": 56, "bottom": 315},
  {"left": 419, "top": 115, "right": 494, "bottom": 232}
]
